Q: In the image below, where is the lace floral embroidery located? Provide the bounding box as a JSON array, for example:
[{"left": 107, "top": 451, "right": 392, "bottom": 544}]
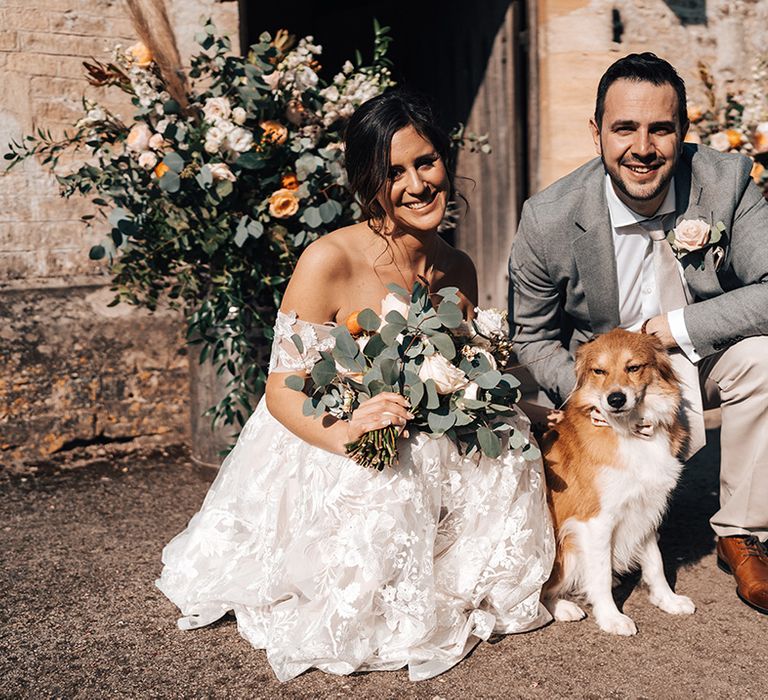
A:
[{"left": 268, "top": 310, "right": 336, "bottom": 373}]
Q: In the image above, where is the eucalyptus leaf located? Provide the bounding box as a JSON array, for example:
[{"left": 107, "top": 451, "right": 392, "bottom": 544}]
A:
[
  {"left": 522, "top": 442, "right": 541, "bottom": 461},
  {"left": 290, "top": 333, "right": 304, "bottom": 354},
  {"left": 159, "top": 170, "right": 180, "bottom": 193},
  {"left": 89, "top": 244, "right": 106, "bottom": 260},
  {"left": 363, "top": 333, "right": 387, "bottom": 358},
  {"left": 302, "top": 206, "right": 323, "bottom": 229},
  {"left": 427, "top": 409, "right": 456, "bottom": 433},
  {"left": 162, "top": 151, "right": 185, "bottom": 173},
  {"left": 311, "top": 358, "right": 337, "bottom": 386},
  {"left": 424, "top": 378, "right": 440, "bottom": 410},
  {"left": 284, "top": 374, "right": 305, "bottom": 391},
  {"left": 475, "top": 369, "right": 502, "bottom": 389},
  {"left": 407, "top": 379, "right": 425, "bottom": 408},
  {"left": 357, "top": 308, "right": 381, "bottom": 332},
  {"left": 477, "top": 426, "right": 501, "bottom": 458},
  {"left": 437, "top": 299, "right": 463, "bottom": 328},
  {"left": 429, "top": 332, "right": 456, "bottom": 360},
  {"left": 379, "top": 357, "right": 400, "bottom": 385}
]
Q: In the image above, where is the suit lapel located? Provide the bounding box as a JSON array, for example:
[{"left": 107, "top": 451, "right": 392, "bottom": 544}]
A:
[
  {"left": 674, "top": 152, "right": 723, "bottom": 295},
  {"left": 572, "top": 169, "right": 621, "bottom": 332}
]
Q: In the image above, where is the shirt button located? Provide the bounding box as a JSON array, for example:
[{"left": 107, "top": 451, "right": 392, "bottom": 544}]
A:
[{"left": 643, "top": 287, "right": 652, "bottom": 294}]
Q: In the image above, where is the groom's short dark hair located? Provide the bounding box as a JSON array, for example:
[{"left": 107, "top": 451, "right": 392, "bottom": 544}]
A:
[{"left": 595, "top": 52, "right": 688, "bottom": 130}]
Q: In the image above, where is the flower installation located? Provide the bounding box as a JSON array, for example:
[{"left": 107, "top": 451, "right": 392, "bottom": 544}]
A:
[
  {"left": 686, "top": 61, "right": 768, "bottom": 200},
  {"left": 287, "top": 281, "right": 538, "bottom": 470},
  {"left": 5, "top": 20, "right": 396, "bottom": 432}
]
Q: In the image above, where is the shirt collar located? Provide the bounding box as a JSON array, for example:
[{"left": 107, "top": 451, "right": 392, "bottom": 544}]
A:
[{"left": 604, "top": 173, "right": 676, "bottom": 229}]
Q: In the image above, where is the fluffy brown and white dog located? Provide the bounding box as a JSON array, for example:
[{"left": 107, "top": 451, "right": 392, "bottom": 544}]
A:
[{"left": 541, "top": 328, "right": 695, "bottom": 635}]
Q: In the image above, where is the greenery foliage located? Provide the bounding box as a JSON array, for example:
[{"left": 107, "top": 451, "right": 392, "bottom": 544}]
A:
[{"left": 5, "top": 20, "right": 396, "bottom": 431}]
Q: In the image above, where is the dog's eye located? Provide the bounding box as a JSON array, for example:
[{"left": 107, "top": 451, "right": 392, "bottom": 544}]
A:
[
  {"left": 592, "top": 368, "right": 606, "bottom": 375},
  {"left": 626, "top": 364, "right": 643, "bottom": 373}
]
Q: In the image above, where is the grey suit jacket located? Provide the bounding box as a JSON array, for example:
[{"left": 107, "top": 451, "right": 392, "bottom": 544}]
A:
[{"left": 509, "top": 144, "right": 768, "bottom": 406}]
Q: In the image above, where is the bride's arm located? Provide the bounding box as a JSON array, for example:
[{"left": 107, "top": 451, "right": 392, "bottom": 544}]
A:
[{"left": 265, "top": 239, "right": 411, "bottom": 455}]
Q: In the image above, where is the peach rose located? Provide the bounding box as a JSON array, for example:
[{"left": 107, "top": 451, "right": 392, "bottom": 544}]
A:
[
  {"left": 148, "top": 132, "right": 165, "bottom": 151},
  {"left": 673, "top": 219, "right": 711, "bottom": 252},
  {"left": 281, "top": 173, "right": 299, "bottom": 190},
  {"left": 418, "top": 354, "right": 468, "bottom": 395},
  {"left": 751, "top": 161, "right": 765, "bottom": 183},
  {"left": 260, "top": 120, "right": 288, "bottom": 145},
  {"left": 268, "top": 188, "right": 299, "bottom": 218},
  {"left": 753, "top": 123, "right": 768, "bottom": 154},
  {"left": 127, "top": 42, "right": 153, "bottom": 68},
  {"left": 126, "top": 123, "right": 151, "bottom": 152}
]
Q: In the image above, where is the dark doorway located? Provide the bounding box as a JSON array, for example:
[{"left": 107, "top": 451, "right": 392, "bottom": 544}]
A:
[{"left": 238, "top": 1, "right": 529, "bottom": 307}]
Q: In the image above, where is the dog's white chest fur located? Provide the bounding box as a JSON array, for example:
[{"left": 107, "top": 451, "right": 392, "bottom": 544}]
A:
[{"left": 596, "top": 432, "right": 682, "bottom": 573}]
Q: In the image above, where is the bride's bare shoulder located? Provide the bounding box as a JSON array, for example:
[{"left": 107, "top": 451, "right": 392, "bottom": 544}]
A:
[
  {"left": 281, "top": 222, "right": 370, "bottom": 321},
  {"left": 437, "top": 242, "right": 478, "bottom": 307}
]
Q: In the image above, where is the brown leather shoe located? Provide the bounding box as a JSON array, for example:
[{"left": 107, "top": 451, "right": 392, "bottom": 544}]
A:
[{"left": 717, "top": 535, "right": 768, "bottom": 614}]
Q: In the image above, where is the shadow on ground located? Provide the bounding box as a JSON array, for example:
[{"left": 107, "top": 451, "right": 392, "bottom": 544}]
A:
[{"left": 1, "top": 433, "right": 763, "bottom": 700}]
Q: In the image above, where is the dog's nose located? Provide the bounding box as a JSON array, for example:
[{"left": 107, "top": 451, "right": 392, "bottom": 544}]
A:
[{"left": 607, "top": 392, "right": 626, "bottom": 409}]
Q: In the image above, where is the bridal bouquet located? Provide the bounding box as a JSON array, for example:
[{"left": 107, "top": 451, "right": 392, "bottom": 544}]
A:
[{"left": 285, "top": 282, "right": 541, "bottom": 469}]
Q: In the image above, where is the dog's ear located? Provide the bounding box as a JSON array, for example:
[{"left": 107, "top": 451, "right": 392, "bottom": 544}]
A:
[
  {"left": 573, "top": 337, "right": 597, "bottom": 388},
  {"left": 647, "top": 338, "right": 680, "bottom": 386}
]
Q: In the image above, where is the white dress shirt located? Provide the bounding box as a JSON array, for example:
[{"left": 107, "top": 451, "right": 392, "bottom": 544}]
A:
[{"left": 604, "top": 174, "right": 701, "bottom": 362}]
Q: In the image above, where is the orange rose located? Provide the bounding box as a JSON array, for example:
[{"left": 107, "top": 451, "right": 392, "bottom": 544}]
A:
[
  {"left": 686, "top": 104, "right": 703, "bottom": 123},
  {"left": 260, "top": 120, "right": 288, "bottom": 145},
  {"left": 751, "top": 161, "right": 765, "bottom": 183},
  {"left": 684, "top": 129, "right": 702, "bottom": 144},
  {"left": 154, "top": 162, "right": 170, "bottom": 179},
  {"left": 345, "top": 311, "right": 364, "bottom": 337},
  {"left": 726, "top": 129, "right": 743, "bottom": 148},
  {"left": 268, "top": 188, "right": 299, "bottom": 218},
  {"left": 281, "top": 173, "right": 299, "bottom": 190},
  {"left": 127, "top": 42, "right": 153, "bottom": 68}
]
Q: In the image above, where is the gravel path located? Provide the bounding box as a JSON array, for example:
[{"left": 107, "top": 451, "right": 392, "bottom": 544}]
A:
[{"left": 1, "top": 435, "right": 765, "bottom": 699}]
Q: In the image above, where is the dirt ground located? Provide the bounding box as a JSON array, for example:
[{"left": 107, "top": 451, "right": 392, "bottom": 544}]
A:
[{"left": 1, "top": 432, "right": 765, "bottom": 699}]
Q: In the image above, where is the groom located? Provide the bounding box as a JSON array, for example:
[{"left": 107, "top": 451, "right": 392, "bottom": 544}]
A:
[{"left": 509, "top": 52, "right": 768, "bottom": 614}]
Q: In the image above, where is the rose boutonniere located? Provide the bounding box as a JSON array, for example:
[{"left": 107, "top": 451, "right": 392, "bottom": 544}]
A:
[{"left": 666, "top": 218, "right": 727, "bottom": 268}]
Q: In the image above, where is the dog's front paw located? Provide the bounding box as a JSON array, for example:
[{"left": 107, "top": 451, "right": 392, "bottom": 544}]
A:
[
  {"left": 595, "top": 611, "right": 637, "bottom": 636},
  {"left": 650, "top": 592, "right": 696, "bottom": 615},
  {"left": 548, "top": 598, "right": 587, "bottom": 622}
]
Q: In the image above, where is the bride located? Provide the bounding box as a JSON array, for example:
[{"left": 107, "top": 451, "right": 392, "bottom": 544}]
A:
[{"left": 157, "top": 90, "right": 555, "bottom": 682}]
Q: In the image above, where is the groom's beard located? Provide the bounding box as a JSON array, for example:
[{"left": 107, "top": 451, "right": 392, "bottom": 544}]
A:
[{"left": 601, "top": 153, "right": 678, "bottom": 205}]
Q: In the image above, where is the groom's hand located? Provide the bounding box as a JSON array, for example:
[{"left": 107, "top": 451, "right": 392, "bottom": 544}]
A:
[{"left": 643, "top": 315, "right": 678, "bottom": 349}]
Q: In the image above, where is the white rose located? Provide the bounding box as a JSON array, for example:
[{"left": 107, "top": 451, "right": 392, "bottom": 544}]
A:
[
  {"left": 227, "top": 127, "right": 254, "bottom": 153},
  {"left": 709, "top": 131, "right": 731, "bottom": 152},
  {"left": 148, "top": 133, "right": 165, "bottom": 150},
  {"left": 263, "top": 70, "right": 282, "bottom": 91},
  {"left": 216, "top": 119, "right": 236, "bottom": 134},
  {"left": 380, "top": 292, "right": 409, "bottom": 323},
  {"left": 232, "top": 107, "right": 247, "bottom": 125},
  {"left": 463, "top": 381, "right": 480, "bottom": 401},
  {"left": 202, "top": 96, "right": 231, "bottom": 123},
  {"left": 208, "top": 162, "right": 236, "bottom": 182},
  {"left": 342, "top": 60, "right": 354, "bottom": 75},
  {"left": 137, "top": 151, "right": 157, "bottom": 169},
  {"left": 204, "top": 138, "right": 221, "bottom": 154},
  {"left": 418, "top": 353, "right": 468, "bottom": 395},
  {"left": 473, "top": 307, "right": 507, "bottom": 338}
]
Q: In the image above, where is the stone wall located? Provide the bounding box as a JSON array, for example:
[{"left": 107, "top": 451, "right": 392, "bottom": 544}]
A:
[
  {"left": 533, "top": 0, "right": 768, "bottom": 189},
  {"left": 0, "top": 0, "right": 239, "bottom": 469}
]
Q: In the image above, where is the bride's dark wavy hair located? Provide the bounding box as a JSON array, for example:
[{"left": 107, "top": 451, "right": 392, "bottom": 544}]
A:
[{"left": 344, "top": 89, "right": 455, "bottom": 233}]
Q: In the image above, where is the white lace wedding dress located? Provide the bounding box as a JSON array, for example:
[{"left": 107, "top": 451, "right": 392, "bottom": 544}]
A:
[{"left": 156, "top": 311, "right": 555, "bottom": 682}]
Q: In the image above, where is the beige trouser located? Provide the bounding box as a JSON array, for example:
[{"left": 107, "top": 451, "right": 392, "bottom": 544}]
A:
[{"left": 699, "top": 336, "right": 768, "bottom": 540}]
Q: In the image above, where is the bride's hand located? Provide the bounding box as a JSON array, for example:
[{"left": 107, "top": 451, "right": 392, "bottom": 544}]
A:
[{"left": 345, "top": 392, "right": 414, "bottom": 444}]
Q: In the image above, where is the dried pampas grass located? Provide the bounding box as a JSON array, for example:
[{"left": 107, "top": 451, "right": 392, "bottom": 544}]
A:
[{"left": 125, "top": 0, "right": 189, "bottom": 111}]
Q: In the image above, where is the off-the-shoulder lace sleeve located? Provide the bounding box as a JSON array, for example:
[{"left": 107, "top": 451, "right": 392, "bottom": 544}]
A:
[{"left": 268, "top": 310, "right": 337, "bottom": 374}]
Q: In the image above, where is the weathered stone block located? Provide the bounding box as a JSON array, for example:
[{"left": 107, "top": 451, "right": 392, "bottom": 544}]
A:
[{"left": 0, "top": 283, "right": 189, "bottom": 470}]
